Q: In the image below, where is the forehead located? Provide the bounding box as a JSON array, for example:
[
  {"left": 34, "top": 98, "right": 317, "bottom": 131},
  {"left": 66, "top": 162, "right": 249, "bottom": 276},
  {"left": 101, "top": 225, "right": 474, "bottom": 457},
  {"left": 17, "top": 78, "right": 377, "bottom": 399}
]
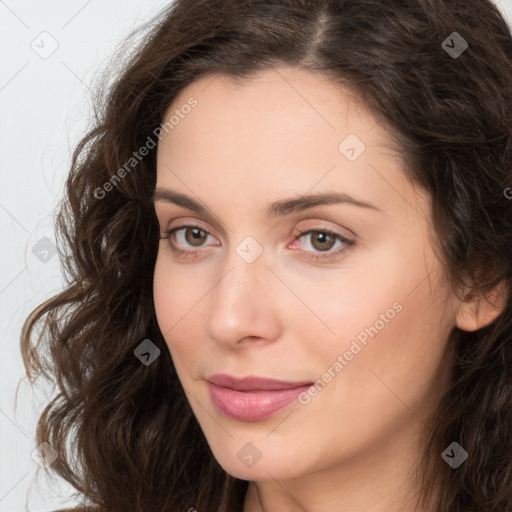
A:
[
  {"left": 157, "top": 66, "right": 378, "bottom": 154},
  {"left": 154, "top": 66, "right": 427, "bottom": 222},
  {"left": 158, "top": 68, "right": 381, "bottom": 164}
]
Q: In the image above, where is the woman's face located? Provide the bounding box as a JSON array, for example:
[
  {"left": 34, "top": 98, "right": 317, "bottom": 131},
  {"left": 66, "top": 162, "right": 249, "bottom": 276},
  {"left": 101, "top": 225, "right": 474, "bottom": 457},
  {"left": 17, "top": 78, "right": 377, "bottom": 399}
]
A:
[{"left": 153, "top": 66, "right": 460, "bottom": 483}]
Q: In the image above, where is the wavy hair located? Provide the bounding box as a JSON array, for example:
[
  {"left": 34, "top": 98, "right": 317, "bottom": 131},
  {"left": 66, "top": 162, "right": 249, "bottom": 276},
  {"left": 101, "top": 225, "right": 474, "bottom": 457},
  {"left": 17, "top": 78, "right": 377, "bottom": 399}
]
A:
[{"left": 21, "top": 0, "right": 512, "bottom": 510}]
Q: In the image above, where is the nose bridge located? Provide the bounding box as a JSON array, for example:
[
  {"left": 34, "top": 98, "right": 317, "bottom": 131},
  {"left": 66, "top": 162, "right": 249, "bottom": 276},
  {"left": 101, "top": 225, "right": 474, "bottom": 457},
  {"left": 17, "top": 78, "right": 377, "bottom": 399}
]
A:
[
  {"left": 215, "top": 233, "right": 269, "bottom": 297},
  {"left": 204, "top": 236, "right": 281, "bottom": 345},
  {"left": 213, "top": 238, "right": 269, "bottom": 313}
]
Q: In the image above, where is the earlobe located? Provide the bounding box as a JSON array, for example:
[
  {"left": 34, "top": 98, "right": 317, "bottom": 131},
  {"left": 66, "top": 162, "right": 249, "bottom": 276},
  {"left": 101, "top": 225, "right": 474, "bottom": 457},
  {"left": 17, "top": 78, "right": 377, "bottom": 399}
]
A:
[{"left": 455, "top": 280, "right": 509, "bottom": 332}]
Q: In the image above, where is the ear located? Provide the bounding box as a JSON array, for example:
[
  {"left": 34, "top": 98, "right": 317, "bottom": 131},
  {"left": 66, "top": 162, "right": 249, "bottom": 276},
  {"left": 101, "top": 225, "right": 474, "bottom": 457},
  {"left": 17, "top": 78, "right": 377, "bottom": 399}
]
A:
[{"left": 455, "top": 280, "right": 509, "bottom": 332}]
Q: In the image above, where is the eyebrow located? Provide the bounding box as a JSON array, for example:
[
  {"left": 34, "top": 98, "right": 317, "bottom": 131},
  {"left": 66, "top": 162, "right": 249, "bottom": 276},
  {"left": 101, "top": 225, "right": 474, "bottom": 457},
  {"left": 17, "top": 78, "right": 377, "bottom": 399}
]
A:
[{"left": 152, "top": 188, "right": 383, "bottom": 219}]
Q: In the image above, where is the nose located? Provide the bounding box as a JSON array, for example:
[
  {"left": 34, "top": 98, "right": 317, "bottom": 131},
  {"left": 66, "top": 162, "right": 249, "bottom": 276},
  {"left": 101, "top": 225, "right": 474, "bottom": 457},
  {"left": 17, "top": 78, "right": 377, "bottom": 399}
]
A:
[{"left": 204, "top": 244, "right": 282, "bottom": 349}]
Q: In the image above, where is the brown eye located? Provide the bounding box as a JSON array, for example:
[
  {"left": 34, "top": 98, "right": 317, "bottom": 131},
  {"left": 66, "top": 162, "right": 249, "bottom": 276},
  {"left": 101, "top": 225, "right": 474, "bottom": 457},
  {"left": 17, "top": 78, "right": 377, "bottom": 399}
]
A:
[
  {"left": 183, "top": 227, "right": 208, "bottom": 247},
  {"left": 160, "top": 224, "right": 217, "bottom": 256},
  {"left": 308, "top": 231, "right": 336, "bottom": 252},
  {"left": 292, "top": 227, "right": 355, "bottom": 263}
]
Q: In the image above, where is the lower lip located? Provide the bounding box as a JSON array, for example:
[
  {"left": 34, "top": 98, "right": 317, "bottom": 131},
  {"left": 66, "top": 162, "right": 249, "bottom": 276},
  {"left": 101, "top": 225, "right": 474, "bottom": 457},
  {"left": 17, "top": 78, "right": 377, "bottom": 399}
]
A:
[{"left": 207, "top": 382, "right": 312, "bottom": 421}]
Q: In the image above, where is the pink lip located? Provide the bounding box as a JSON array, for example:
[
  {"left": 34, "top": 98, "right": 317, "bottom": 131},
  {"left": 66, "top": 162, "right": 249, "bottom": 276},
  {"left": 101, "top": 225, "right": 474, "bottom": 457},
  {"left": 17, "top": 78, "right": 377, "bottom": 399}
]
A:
[{"left": 206, "top": 374, "right": 313, "bottom": 421}]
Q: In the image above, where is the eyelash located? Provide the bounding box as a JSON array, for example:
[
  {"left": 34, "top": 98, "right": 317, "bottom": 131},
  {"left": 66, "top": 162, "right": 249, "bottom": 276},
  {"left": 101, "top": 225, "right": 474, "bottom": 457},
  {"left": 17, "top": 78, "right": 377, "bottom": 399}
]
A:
[{"left": 159, "top": 224, "right": 355, "bottom": 263}]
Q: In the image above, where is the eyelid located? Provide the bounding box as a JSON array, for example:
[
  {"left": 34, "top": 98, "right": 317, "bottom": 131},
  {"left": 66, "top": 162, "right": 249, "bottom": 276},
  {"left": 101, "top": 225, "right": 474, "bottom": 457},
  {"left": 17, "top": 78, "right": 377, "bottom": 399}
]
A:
[
  {"left": 289, "top": 226, "right": 354, "bottom": 260},
  {"left": 160, "top": 222, "right": 219, "bottom": 246},
  {"left": 165, "top": 216, "right": 213, "bottom": 232},
  {"left": 160, "top": 219, "right": 351, "bottom": 243},
  {"left": 160, "top": 220, "right": 355, "bottom": 263},
  {"left": 156, "top": 210, "right": 226, "bottom": 238},
  {"left": 291, "top": 223, "right": 353, "bottom": 241}
]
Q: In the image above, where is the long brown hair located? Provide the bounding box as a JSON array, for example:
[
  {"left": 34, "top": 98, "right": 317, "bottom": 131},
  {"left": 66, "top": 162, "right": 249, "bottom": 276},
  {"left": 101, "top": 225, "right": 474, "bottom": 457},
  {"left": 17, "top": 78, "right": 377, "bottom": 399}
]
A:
[{"left": 21, "top": 0, "right": 512, "bottom": 510}]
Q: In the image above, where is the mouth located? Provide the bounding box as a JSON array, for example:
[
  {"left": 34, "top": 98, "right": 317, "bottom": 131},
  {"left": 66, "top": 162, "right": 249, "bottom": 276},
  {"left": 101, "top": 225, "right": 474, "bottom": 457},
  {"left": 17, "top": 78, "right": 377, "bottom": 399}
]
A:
[{"left": 205, "top": 374, "right": 314, "bottom": 421}]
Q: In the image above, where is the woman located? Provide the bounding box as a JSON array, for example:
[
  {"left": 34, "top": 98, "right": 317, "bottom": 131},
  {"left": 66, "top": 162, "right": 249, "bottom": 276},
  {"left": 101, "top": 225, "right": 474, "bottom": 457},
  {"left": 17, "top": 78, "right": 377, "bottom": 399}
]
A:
[{"left": 22, "top": 0, "right": 512, "bottom": 511}]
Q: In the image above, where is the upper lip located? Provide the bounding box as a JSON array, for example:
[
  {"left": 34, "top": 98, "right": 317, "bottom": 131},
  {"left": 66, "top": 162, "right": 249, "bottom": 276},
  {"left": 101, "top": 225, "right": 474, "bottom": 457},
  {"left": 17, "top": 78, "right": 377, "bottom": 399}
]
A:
[{"left": 206, "top": 374, "right": 313, "bottom": 391}]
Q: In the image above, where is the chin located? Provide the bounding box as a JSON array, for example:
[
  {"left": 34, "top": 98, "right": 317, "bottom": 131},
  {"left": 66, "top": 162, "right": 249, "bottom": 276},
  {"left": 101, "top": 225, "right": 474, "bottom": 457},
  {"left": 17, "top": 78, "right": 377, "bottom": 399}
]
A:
[{"left": 208, "top": 438, "right": 311, "bottom": 482}]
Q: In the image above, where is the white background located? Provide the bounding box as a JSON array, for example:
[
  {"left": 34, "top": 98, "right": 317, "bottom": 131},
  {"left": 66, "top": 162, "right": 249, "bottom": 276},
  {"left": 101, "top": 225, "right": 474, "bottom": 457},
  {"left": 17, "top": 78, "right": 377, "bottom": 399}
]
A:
[{"left": 1, "top": 1, "right": 512, "bottom": 510}]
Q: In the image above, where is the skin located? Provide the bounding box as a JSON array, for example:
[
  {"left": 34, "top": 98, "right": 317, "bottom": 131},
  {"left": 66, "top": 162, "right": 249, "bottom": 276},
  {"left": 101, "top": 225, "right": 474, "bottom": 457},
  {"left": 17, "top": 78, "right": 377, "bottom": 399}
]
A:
[{"left": 152, "top": 66, "right": 506, "bottom": 512}]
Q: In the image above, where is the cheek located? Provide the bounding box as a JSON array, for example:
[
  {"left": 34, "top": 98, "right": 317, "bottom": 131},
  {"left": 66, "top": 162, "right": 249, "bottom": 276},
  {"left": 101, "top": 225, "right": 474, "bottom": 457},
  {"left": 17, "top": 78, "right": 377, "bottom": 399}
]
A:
[
  {"left": 294, "top": 241, "right": 453, "bottom": 404},
  {"left": 153, "top": 256, "right": 177, "bottom": 336},
  {"left": 153, "top": 253, "right": 202, "bottom": 356},
  {"left": 274, "top": 252, "right": 400, "bottom": 362},
  {"left": 290, "top": 276, "right": 452, "bottom": 461}
]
